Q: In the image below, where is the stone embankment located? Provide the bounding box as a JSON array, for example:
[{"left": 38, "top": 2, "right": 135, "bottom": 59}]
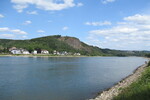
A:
[{"left": 90, "top": 63, "right": 148, "bottom": 100}]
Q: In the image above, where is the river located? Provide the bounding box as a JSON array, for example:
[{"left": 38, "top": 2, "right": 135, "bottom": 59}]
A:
[{"left": 0, "top": 57, "right": 147, "bottom": 100}]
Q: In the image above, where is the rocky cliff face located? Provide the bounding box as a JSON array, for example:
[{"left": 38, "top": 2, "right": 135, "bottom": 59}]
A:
[
  {"left": 58, "top": 36, "right": 103, "bottom": 54},
  {"left": 58, "top": 37, "right": 83, "bottom": 50}
]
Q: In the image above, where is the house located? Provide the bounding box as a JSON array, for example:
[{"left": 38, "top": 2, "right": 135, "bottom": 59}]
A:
[
  {"left": 11, "top": 49, "right": 22, "bottom": 54},
  {"left": 60, "top": 51, "right": 68, "bottom": 55},
  {"left": 20, "top": 49, "right": 30, "bottom": 54},
  {"left": 9, "top": 47, "right": 31, "bottom": 54},
  {"left": 22, "top": 50, "right": 30, "bottom": 54},
  {"left": 53, "top": 50, "right": 57, "bottom": 55},
  {"left": 10, "top": 48, "right": 30, "bottom": 55},
  {"left": 74, "top": 53, "right": 81, "bottom": 56},
  {"left": 57, "top": 51, "right": 60, "bottom": 55},
  {"left": 9, "top": 47, "right": 21, "bottom": 54},
  {"left": 53, "top": 50, "right": 60, "bottom": 55},
  {"left": 41, "top": 50, "right": 49, "bottom": 54},
  {"left": 32, "top": 50, "right": 37, "bottom": 54}
]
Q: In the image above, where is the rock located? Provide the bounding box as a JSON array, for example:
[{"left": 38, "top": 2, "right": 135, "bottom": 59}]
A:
[{"left": 89, "top": 63, "right": 148, "bottom": 100}]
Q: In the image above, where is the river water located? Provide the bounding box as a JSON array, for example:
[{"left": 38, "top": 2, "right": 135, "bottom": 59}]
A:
[{"left": 0, "top": 57, "right": 147, "bottom": 100}]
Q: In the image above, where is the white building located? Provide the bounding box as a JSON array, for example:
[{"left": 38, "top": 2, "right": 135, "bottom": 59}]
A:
[
  {"left": 53, "top": 50, "right": 57, "bottom": 55},
  {"left": 57, "top": 51, "right": 60, "bottom": 55},
  {"left": 10, "top": 49, "right": 30, "bottom": 54},
  {"left": 32, "top": 50, "right": 37, "bottom": 54},
  {"left": 9, "top": 47, "right": 31, "bottom": 55},
  {"left": 22, "top": 50, "right": 30, "bottom": 54},
  {"left": 74, "top": 53, "right": 81, "bottom": 56},
  {"left": 11, "top": 49, "right": 22, "bottom": 54},
  {"left": 41, "top": 50, "right": 49, "bottom": 54},
  {"left": 60, "top": 51, "right": 68, "bottom": 55}
]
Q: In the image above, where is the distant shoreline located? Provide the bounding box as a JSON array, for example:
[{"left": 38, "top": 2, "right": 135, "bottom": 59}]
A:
[
  {"left": 0, "top": 54, "right": 141, "bottom": 57},
  {"left": 0, "top": 54, "right": 147, "bottom": 58},
  {"left": 0, "top": 54, "right": 89, "bottom": 57},
  {"left": 89, "top": 61, "right": 149, "bottom": 100}
]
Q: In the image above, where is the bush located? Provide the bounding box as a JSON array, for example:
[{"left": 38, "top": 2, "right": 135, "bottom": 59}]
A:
[
  {"left": 148, "top": 61, "right": 150, "bottom": 66},
  {"left": 145, "top": 54, "right": 150, "bottom": 58}
]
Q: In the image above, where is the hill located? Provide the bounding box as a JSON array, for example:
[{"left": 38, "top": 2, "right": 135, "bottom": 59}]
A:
[{"left": 0, "top": 35, "right": 149, "bottom": 56}]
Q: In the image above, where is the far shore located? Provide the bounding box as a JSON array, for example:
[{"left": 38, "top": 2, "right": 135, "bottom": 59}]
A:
[
  {"left": 0, "top": 54, "right": 145, "bottom": 58},
  {"left": 89, "top": 60, "right": 149, "bottom": 100},
  {"left": 0, "top": 54, "right": 89, "bottom": 57}
]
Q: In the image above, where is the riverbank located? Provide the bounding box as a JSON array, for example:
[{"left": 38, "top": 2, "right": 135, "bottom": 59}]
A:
[
  {"left": 89, "top": 61, "right": 149, "bottom": 100},
  {"left": 0, "top": 54, "right": 88, "bottom": 57},
  {"left": 0, "top": 54, "right": 140, "bottom": 57}
]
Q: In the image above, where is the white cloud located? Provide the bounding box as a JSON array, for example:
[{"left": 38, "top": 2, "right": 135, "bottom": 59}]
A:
[
  {"left": 62, "top": 26, "right": 69, "bottom": 30},
  {"left": 11, "top": 29, "right": 27, "bottom": 35},
  {"left": 87, "top": 14, "right": 150, "bottom": 50},
  {"left": 90, "top": 26, "right": 138, "bottom": 35},
  {"left": 37, "top": 30, "right": 45, "bottom": 33},
  {"left": 124, "top": 14, "right": 150, "bottom": 24},
  {"left": 0, "top": 27, "right": 28, "bottom": 39},
  {"left": 13, "top": 4, "right": 28, "bottom": 13},
  {"left": 11, "top": 0, "right": 80, "bottom": 12},
  {"left": 101, "top": 0, "right": 116, "bottom": 4},
  {"left": 85, "top": 21, "right": 112, "bottom": 26},
  {"left": 23, "top": 20, "right": 32, "bottom": 25},
  {"left": 0, "top": 27, "right": 28, "bottom": 35},
  {"left": 0, "top": 34, "right": 15, "bottom": 38},
  {"left": 77, "top": 3, "right": 83, "bottom": 7},
  {"left": 0, "top": 14, "right": 4, "bottom": 18},
  {"left": 27, "top": 11, "right": 38, "bottom": 15},
  {"left": 0, "top": 27, "right": 9, "bottom": 31}
]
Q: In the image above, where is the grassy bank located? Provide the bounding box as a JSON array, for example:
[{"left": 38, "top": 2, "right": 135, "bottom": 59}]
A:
[{"left": 113, "top": 61, "right": 150, "bottom": 100}]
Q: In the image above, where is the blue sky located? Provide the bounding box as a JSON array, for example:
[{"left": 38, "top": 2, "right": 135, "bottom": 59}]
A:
[{"left": 0, "top": 0, "right": 150, "bottom": 50}]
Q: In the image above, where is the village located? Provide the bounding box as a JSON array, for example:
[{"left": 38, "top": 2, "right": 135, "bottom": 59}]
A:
[{"left": 8, "top": 47, "right": 81, "bottom": 56}]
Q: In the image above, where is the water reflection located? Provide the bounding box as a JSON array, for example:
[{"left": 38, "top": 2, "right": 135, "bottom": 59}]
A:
[{"left": 0, "top": 57, "right": 147, "bottom": 100}]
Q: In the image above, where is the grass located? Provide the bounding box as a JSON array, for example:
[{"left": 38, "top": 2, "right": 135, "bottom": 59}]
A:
[{"left": 113, "top": 63, "right": 150, "bottom": 100}]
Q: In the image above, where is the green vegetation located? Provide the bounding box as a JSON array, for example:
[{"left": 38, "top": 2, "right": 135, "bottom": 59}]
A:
[
  {"left": 148, "top": 61, "right": 150, "bottom": 66},
  {"left": 0, "top": 35, "right": 150, "bottom": 56},
  {"left": 0, "top": 35, "right": 79, "bottom": 54},
  {"left": 113, "top": 62, "right": 150, "bottom": 100},
  {"left": 145, "top": 53, "right": 150, "bottom": 58}
]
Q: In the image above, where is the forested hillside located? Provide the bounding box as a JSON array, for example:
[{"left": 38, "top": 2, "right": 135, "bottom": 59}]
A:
[{"left": 0, "top": 35, "right": 149, "bottom": 56}]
